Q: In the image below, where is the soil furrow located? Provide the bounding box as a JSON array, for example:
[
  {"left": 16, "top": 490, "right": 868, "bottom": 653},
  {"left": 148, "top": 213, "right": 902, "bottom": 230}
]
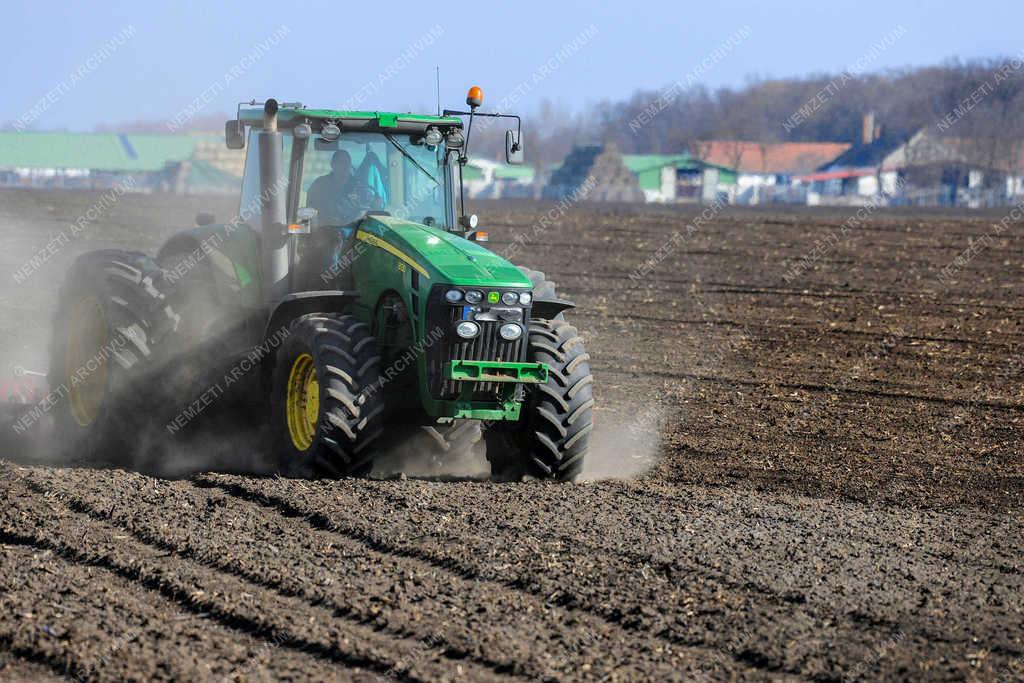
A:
[
  {"left": 0, "top": 635, "right": 74, "bottom": 683},
  {"left": 0, "top": 543, "right": 364, "bottom": 682},
  {"left": 0, "top": 475, "right": 497, "bottom": 682},
  {"left": 402, "top": 482, "right": 1024, "bottom": 655},
  {"left": 196, "top": 475, "right": 808, "bottom": 680},
  {"left": 594, "top": 365, "right": 1024, "bottom": 413},
  {"left": 13, "top": 466, "right": 723, "bottom": 681},
  {"left": 199, "top": 475, "right": 1016, "bottom": 680},
  {"left": 612, "top": 483, "right": 1024, "bottom": 578},
  {"left": 275, "top": 477, "right": 1020, "bottom": 662}
]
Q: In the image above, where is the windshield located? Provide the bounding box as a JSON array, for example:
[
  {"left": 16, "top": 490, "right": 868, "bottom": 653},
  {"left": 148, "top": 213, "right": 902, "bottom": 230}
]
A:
[{"left": 297, "top": 131, "right": 451, "bottom": 228}]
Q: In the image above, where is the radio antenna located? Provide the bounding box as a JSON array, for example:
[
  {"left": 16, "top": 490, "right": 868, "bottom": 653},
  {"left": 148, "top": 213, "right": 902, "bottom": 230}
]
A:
[{"left": 435, "top": 66, "right": 441, "bottom": 116}]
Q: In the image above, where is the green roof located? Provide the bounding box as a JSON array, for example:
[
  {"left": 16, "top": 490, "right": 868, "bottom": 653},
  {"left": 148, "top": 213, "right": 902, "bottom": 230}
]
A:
[
  {"left": 622, "top": 153, "right": 738, "bottom": 189},
  {"left": 622, "top": 154, "right": 693, "bottom": 190},
  {"left": 623, "top": 154, "right": 704, "bottom": 173},
  {"left": 181, "top": 159, "right": 240, "bottom": 192},
  {"left": 493, "top": 165, "right": 534, "bottom": 181},
  {"left": 0, "top": 132, "right": 195, "bottom": 172}
]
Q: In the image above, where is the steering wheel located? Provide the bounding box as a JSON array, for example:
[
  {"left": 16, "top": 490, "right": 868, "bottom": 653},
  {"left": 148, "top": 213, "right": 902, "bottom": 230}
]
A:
[{"left": 338, "top": 178, "right": 384, "bottom": 214}]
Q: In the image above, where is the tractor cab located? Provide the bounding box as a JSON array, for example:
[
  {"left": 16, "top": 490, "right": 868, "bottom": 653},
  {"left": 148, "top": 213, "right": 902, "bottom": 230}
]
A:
[{"left": 229, "top": 102, "right": 471, "bottom": 292}]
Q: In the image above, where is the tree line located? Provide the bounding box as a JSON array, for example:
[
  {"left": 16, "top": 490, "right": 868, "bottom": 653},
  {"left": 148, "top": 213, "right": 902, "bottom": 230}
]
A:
[{"left": 487, "top": 58, "right": 1024, "bottom": 170}]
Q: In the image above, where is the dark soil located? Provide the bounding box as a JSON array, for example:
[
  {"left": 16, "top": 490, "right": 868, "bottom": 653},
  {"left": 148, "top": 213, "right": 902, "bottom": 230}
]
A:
[{"left": 0, "top": 189, "right": 1021, "bottom": 680}]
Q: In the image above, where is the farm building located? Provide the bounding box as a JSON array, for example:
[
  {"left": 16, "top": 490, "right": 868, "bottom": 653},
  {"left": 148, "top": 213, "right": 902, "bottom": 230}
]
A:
[
  {"left": 151, "top": 158, "right": 243, "bottom": 195},
  {"left": 622, "top": 154, "right": 736, "bottom": 203},
  {"left": 0, "top": 131, "right": 242, "bottom": 194},
  {"left": 690, "top": 140, "right": 852, "bottom": 204},
  {"left": 798, "top": 134, "right": 905, "bottom": 204},
  {"left": 887, "top": 130, "right": 1024, "bottom": 206},
  {"left": 462, "top": 158, "right": 536, "bottom": 199},
  {"left": 803, "top": 127, "right": 1024, "bottom": 207}
]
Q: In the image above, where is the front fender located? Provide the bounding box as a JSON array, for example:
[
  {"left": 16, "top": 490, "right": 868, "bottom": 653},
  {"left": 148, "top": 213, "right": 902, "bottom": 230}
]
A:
[
  {"left": 265, "top": 291, "right": 361, "bottom": 339},
  {"left": 531, "top": 298, "right": 576, "bottom": 319}
]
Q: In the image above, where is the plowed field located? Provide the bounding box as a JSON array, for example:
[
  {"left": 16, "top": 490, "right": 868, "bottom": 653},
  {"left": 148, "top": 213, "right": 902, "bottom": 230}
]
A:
[{"left": 0, "top": 189, "right": 1021, "bottom": 680}]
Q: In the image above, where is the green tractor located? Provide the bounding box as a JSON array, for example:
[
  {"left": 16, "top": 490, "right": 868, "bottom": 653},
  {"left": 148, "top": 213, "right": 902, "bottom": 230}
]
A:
[{"left": 48, "top": 89, "right": 594, "bottom": 480}]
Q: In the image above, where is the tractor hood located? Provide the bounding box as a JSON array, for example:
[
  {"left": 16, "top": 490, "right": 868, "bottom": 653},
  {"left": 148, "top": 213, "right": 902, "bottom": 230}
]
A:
[{"left": 356, "top": 215, "right": 532, "bottom": 288}]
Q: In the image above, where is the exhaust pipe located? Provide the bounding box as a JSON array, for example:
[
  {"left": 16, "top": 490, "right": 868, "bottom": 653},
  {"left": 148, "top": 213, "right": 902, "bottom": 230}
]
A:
[{"left": 257, "top": 98, "right": 289, "bottom": 303}]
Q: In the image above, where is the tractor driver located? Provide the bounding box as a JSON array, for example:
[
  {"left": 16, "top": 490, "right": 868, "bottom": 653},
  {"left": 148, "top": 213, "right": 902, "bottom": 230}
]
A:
[
  {"left": 307, "top": 150, "right": 357, "bottom": 224},
  {"left": 305, "top": 148, "right": 385, "bottom": 286},
  {"left": 305, "top": 149, "right": 385, "bottom": 224}
]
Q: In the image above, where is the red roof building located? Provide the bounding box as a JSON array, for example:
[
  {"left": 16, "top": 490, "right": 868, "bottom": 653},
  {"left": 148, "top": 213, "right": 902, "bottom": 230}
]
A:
[{"left": 690, "top": 140, "right": 852, "bottom": 175}]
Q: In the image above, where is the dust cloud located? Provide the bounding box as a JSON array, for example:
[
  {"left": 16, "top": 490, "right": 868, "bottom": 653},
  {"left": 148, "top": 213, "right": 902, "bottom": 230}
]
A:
[
  {"left": 371, "top": 424, "right": 491, "bottom": 481},
  {"left": 579, "top": 403, "right": 663, "bottom": 481}
]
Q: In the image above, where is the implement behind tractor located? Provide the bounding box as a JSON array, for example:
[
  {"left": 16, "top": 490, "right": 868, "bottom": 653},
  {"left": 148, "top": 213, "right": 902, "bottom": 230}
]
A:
[{"left": 48, "top": 88, "right": 594, "bottom": 480}]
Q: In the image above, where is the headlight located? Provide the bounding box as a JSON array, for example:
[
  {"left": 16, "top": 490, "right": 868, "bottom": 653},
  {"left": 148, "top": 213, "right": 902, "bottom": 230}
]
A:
[
  {"left": 519, "top": 292, "right": 533, "bottom": 305},
  {"left": 320, "top": 123, "right": 340, "bottom": 141},
  {"left": 455, "top": 321, "right": 480, "bottom": 339},
  {"left": 500, "top": 291, "right": 519, "bottom": 305},
  {"left": 424, "top": 126, "right": 444, "bottom": 146},
  {"left": 445, "top": 128, "right": 465, "bottom": 149},
  {"left": 445, "top": 289, "right": 463, "bottom": 303},
  {"left": 499, "top": 323, "right": 523, "bottom": 341},
  {"left": 464, "top": 290, "right": 483, "bottom": 304}
]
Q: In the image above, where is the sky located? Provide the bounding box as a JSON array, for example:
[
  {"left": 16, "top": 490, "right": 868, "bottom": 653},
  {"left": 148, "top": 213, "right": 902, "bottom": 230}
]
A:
[{"left": 1, "top": 0, "right": 1020, "bottom": 131}]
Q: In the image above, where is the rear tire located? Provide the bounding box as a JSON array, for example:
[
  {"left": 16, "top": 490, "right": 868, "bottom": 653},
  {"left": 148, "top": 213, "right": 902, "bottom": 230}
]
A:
[
  {"left": 154, "top": 249, "right": 242, "bottom": 427},
  {"left": 48, "top": 250, "right": 179, "bottom": 461},
  {"left": 271, "top": 314, "right": 384, "bottom": 477},
  {"left": 486, "top": 319, "right": 594, "bottom": 481}
]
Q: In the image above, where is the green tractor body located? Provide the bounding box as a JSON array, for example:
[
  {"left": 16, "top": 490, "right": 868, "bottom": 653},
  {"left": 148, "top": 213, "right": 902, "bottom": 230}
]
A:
[{"left": 50, "top": 96, "right": 594, "bottom": 480}]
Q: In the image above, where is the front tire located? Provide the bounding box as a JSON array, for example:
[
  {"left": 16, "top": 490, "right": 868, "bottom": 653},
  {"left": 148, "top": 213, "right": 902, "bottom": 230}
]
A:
[
  {"left": 271, "top": 314, "right": 384, "bottom": 477},
  {"left": 486, "top": 319, "right": 594, "bottom": 481}
]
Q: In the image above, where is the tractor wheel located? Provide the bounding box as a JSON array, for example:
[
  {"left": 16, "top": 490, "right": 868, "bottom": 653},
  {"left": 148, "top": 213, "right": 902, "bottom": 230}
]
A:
[
  {"left": 154, "top": 249, "right": 244, "bottom": 423},
  {"left": 518, "top": 267, "right": 560, "bottom": 314},
  {"left": 271, "top": 314, "right": 384, "bottom": 477},
  {"left": 48, "top": 250, "right": 179, "bottom": 460},
  {"left": 486, "top": 319, "right": 594, "bottom": 481},
  {"left": 157, "top": 248, "right": 223, "bottom": 346}
]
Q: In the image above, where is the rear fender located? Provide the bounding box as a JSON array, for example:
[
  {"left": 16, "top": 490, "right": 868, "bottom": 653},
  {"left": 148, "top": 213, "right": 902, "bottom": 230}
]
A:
[{"left": 156, "top": 224, "right": 262, "bottom": 308}]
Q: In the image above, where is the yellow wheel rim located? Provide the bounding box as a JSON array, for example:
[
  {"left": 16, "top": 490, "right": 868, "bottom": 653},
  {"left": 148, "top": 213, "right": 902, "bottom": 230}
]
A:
[
  {"left": 286, "top": 353, "right": 319, "bottom": 451},
  {"left": 66, "top": 296, "right": 111, "bottom": 427}
]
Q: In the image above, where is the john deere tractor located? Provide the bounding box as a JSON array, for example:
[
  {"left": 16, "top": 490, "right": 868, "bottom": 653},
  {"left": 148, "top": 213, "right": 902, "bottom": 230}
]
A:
[{"left": 49, "top": 89, "right": 594, "bottom": 480}]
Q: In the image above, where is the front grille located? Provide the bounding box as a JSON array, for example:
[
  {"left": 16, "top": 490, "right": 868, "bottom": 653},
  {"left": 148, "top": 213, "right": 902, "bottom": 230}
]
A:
[{"left": 426, "top": 285, "right": 530, "bottom": 400}]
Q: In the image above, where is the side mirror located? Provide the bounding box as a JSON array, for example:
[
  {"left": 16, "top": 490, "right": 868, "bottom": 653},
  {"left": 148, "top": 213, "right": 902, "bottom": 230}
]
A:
[
  {"left": 505, "top": 130, "right": 523, "bottom": 165},
  {"left": 225, "top": 120, "right": 245, "bottom": 150},
  {"left": 195, "top": 212, "right": 215, "bottom": 226}
]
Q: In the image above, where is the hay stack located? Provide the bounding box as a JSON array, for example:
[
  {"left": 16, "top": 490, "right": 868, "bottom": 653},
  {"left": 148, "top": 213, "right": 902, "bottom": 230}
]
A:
[{"left": 542, "top": 143, "right": 644, "bottom": 202}]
